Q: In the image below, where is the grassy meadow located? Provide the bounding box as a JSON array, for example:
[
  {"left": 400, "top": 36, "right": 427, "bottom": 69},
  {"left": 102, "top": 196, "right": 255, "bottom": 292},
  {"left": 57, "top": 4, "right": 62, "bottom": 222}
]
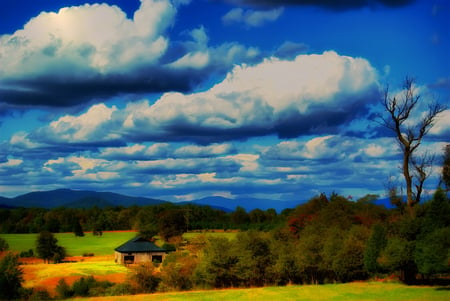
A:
[
  {"left": 0, "top": 231, "right": 137, "bottom": 256},
  {"left": 1, "top": 230, "right": 236, "bottom": 256},
  {"left": 71, "top": 282, "right": 450, "bottom": 301}
]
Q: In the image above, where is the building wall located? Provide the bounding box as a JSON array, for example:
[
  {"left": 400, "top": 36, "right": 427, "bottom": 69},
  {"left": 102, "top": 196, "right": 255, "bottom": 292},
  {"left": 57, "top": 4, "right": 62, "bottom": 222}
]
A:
[{"left": 115, "top": 251, "right": 166, "bottom": 264}]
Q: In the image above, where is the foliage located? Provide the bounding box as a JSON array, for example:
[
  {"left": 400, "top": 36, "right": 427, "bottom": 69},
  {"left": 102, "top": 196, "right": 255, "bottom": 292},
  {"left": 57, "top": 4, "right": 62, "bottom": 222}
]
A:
[
  {"left": 73, "top": 218, "right": 84, "bottom": 237},
  {"left": 158, "top": 209, "right": 188, "bottom": 241},
  {"left": 0, "top": 252, "right": 24, "bottom": 300},
  {"left": 415, "top": 227, "right": 450, "bottom": 276},
  {"left": 27, "top": 287, "right": 52, "bottom": 301},
  {"left": 129, "top": 263, "right": 161, "bottom": 294},
  {"left": 159, "top": 251, "right": 199, "bottom": 291},
  {"left": 36, "top": 231, "right": 66, "bottom": 263},
  {"left": 442, "top": 144, "right": 450, "bottom": 189},
  {"left": 379, "top": 237, "right": 417, "bottom": 284},
  {"left": 194, "top": 236, "right": 240, "bottom": 288},
  {"left": 0, "top": 236, "right": 9, "bottom": 251},
  {"left": 364, "top": 223, "right": 387, "bottom": 274},
  {"left": 56, "top": 278, "right": 73, "bottom": 299}
]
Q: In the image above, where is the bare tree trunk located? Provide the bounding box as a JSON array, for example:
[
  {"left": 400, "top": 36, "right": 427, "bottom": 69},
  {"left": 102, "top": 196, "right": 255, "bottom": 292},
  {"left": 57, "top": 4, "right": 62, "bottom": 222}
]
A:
[{"left": 403, "top": 148, "right": 414, "bottom": 216}]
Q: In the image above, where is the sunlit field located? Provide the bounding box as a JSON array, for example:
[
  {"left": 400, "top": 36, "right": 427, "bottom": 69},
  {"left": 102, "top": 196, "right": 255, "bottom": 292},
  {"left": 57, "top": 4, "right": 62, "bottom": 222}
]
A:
[
  {"left": 1, "top": 230, "right": 235, "bottom": 256},
  {"left": 1, "top": 231, "right": 137, "bottom": 256},
  {"left": 70, "top": 282, "right": 450, "bottom": 301},
  {"left": 22, "top": 257, "right": 129, "bottom": 292}
]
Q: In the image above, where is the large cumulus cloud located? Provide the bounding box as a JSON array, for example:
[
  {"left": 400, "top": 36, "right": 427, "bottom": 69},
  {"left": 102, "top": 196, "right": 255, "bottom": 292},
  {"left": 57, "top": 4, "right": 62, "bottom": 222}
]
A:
[
  {"left": 0, "top": 0, "right": 259, "bottom": 108},
  {"left": 19, "top": 51, "right": 379, "bottom": 145}
]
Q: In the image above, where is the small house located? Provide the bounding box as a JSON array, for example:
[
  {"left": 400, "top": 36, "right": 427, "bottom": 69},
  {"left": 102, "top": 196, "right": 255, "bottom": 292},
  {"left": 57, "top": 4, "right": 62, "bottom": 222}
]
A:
[{"left": 114, "top": 236, "right": 167, "bottom": 265}]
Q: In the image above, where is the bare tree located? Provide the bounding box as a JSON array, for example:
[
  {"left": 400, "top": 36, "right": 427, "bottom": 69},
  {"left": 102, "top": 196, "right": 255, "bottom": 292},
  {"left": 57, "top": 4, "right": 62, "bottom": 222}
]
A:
[{"left": 380, "top": 77, "right": 446, "bottom": 216}]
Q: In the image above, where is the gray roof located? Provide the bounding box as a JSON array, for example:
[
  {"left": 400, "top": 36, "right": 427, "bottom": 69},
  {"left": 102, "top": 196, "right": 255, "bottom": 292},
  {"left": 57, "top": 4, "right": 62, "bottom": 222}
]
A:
[{"left": 114, "top": 236, "right": 167, "bottom": 253}]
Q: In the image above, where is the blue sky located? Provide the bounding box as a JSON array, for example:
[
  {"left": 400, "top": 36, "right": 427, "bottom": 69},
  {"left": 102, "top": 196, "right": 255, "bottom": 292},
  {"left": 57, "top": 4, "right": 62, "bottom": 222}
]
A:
[{"left": 0, "top": 0, "right": 449, "bottom": 203}]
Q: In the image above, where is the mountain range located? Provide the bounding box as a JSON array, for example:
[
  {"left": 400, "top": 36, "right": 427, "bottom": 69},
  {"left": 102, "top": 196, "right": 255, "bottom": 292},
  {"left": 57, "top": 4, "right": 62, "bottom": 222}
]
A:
[{"left": 0, "top": 188, "right": 395, "bottom": 212}]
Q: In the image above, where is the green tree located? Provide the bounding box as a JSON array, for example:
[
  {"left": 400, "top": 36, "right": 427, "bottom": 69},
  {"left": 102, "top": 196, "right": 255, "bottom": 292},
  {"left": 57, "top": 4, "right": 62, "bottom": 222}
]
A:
[
  {"left": 194, "top": 237, "right": 240, "bottom": 288},
  {"left": 235, "top": 231, "right": 275, "bottom": 287},
  {"left": 56, "top": 278, "right": 73, "bottom": 299},
  {"left": 36, "top": 231, "right": 66, "bottom": 263},
  {"left": 138, "top": 222, "right": 158, "bottom": 240},
  {"left": 73, "top": 218, "right": 84, "bottom": 237},
  {"left": 332, "top": 226, "right": 369, "bottom": 282},
  {"left": 442, "top": 144, "right": 450, "bottom": 189},
  {"left": 0, "top": 252, "right": 24, "bottom": 300},
  {"left": 230, "top": 206, "right": 250, "bottom": 227},
  {"left": 364, "top": 224, "right": 387, "bottom": 274},
  {"left": 158, "top": 209, "right": 188, "bottom": 241},
  {"left": 415, "top": 227, "right": 450, "bottom": 277},
  {"left": 379, "top": 237, "right": 417, "bottom": 284},
  {"left": 0, "top": 236, "right": 9, "bottom": 251}
]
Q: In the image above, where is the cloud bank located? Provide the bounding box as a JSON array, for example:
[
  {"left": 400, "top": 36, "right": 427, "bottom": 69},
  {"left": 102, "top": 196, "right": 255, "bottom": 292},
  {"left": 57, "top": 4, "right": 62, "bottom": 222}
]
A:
[
  {"left": 18, "top": 51, "right": 379, "bottom": 146},
  {"left": 0, "top": 0, "right": 259, "bottom": 108}
]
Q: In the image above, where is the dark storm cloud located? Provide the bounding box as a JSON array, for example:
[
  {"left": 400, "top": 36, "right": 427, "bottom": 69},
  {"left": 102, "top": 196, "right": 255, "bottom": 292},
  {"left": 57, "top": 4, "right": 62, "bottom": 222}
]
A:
[
  {"left": 0, "top": 68, "right": 199, "bottom": 107},
  {"left": 218, "top": 0, "right": 416, "bottom": 10}
]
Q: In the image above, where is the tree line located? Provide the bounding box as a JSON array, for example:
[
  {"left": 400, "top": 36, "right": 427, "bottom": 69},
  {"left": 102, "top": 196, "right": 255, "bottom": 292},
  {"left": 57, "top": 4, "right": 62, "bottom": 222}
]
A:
[{"left": 0, "top": 202, "right": 286, "bottom": 235}]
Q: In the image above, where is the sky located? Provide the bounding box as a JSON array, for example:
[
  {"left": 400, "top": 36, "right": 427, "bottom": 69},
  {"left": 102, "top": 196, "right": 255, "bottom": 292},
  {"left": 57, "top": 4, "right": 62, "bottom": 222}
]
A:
[{"left": 0, "top": 0, "right": 449, "bottom": 203}]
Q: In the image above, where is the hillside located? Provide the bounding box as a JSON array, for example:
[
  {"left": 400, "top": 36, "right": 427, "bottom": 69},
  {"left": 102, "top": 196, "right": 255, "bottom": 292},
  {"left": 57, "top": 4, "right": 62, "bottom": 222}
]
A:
[{"left": 0, "top": 189, "right": 168, "bottom": 209}]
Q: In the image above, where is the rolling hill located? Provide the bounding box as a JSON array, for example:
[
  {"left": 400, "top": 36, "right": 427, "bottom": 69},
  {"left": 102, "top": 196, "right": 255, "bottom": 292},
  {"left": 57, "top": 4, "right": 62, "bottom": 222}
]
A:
[{"left": 0, "top": 189, "right": 168, "bottom": 209}]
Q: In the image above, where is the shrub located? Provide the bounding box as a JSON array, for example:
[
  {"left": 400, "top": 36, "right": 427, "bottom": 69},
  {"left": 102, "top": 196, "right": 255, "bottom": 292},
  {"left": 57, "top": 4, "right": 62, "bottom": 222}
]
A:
[
  {"left": 28, "top": 287, "right": 52, "bottom": 301},
  {"left": 0, "top": 252, "right": 24, "bottom": 300},
  {"left": 20, "top": 249, "right": 34, "bottom": 258},
  {"left": 56, "top": 278, "right": 73, "bottom": 299},
  {"left": 0, "top": 237, "right": 9, "bottom": 251}
]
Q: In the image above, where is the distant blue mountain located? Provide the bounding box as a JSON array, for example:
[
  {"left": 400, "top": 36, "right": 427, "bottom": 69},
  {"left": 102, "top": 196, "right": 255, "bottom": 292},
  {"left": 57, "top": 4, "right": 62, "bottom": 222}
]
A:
[
  {"left": 1, "top": 188, "right": 426, "bottom": 212},
  {"left": 191, "top": 196, "right": 302, "bottom": 212},
  {"left": 0, "top": 189, "right": 168, "bottom": 209}
]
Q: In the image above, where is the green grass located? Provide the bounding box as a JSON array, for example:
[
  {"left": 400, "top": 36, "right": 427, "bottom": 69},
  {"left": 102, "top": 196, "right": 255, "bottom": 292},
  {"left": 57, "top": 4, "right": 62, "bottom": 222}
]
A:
[
  {"left": 0, "top": 231, "right": 137, "bottom": 256},
  {"left": 70, "top": 283, "right": 450, "bottom": 301},
  {"left": 1, "top": 231, "right": 235, "bottom": 256}
]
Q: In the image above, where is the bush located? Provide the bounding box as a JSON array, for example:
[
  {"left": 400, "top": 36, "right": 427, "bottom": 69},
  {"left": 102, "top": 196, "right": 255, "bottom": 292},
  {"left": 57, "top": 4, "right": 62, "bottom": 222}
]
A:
[
  {"left": 27, "top": 287, "right": 52, "bottom": 301},
  {"left": 0, "top": 252, "right": 24, "bottom": 300},
  {"left": 104, "top": 282, "right": 134, "bottom": 296},
  {"left": 20, "top": 249, "right": 35, "bottom": 258},
  {"left": 56, "top": 278, "right": 73, "bottom": 299},
  {"left": 129, "top": 263, "right": 161, "bottom": 293},
  {"left": 0, "top": 237, "right": 9, "bottom": 251}
]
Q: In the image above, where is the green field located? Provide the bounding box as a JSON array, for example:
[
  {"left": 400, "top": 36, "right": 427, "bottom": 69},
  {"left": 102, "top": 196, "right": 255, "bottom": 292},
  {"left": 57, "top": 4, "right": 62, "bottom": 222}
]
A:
[
  {"left": 1, "top": 231, "right": 238, "bottom": 256},
  {"left": 0, "top": 231, "right": 137, "bottom": 256},
  {"left": 71, "top": 282, "right": 449, "bottom": 301}
]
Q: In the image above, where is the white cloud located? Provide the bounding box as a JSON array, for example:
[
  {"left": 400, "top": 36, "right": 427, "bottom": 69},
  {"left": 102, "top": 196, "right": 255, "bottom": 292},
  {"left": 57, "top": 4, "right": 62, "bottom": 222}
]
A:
[
  {"left": 0, "top": 0, "right": 174, "bottom": 77},
  {"left": 263, "top": 135, "right": 399, "bottom": 162},
  {"left": 0, "top": 0, "right": 262, "bottom": 107},
  {"left": 23, "top": 51, "right": 378, "bottom": 145},
  {"left": 41, "top": 103, "right": 119, "bottom": 143},
  {"left": 222, "top": 7, "right": 284, "bottom": 27},
  {"left": 429, "top": 109, "right": 450, "bottom": 137}
]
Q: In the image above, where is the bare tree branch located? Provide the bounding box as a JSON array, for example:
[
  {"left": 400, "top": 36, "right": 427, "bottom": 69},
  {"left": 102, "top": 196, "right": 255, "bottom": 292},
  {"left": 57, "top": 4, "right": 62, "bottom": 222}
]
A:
[{"left": 379, "top": 77, "right": 447, "bottom": 216}]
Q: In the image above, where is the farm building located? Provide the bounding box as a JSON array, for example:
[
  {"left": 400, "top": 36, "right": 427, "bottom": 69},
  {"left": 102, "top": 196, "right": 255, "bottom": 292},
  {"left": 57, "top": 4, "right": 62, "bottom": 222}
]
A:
[{"left": 114, "top": 236, "right": 167, "bottom": 265}]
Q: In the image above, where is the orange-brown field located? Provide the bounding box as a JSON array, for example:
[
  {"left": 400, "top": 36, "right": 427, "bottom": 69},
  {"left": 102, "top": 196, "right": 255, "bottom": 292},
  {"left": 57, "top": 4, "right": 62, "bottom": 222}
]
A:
[{"left": 21, "top": 255, "right": 129, "bottom": 296}]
